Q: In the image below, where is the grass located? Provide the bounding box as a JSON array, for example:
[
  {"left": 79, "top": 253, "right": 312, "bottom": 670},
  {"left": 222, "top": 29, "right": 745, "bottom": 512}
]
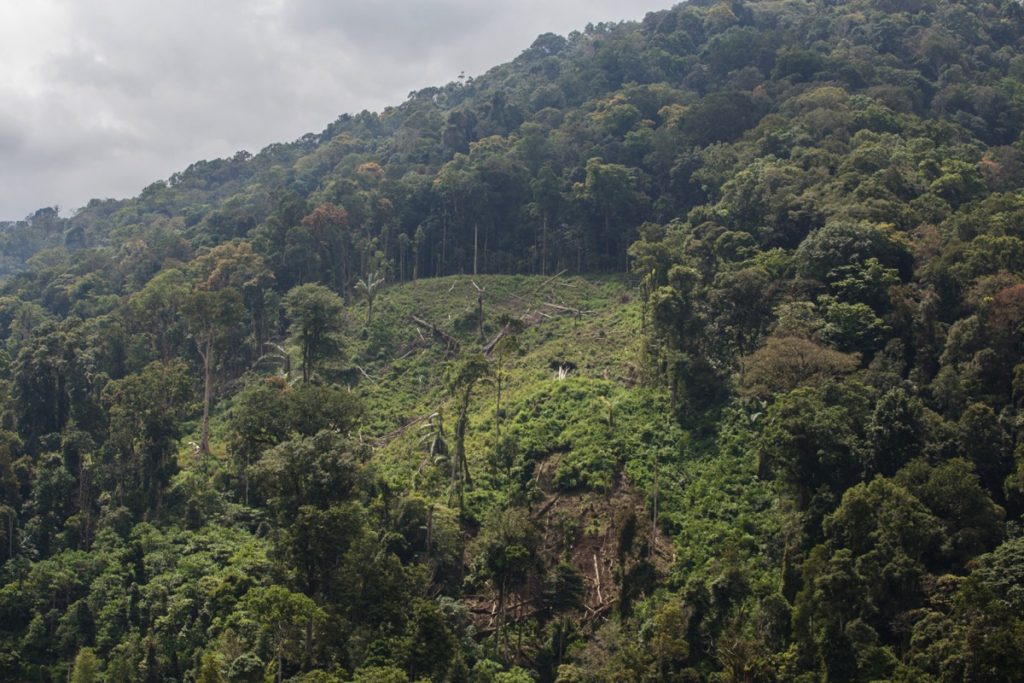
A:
[
  {"left": 195, "top": 272, "right": 784, "bottom": 590},
  {"left": 336, "top": 274, "right": 645, "bottom": 491}
]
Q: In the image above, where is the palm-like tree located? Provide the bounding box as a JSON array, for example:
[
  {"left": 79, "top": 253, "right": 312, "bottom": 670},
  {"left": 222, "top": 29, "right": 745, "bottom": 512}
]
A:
[{"left": 355, "top": 270, "right": 385, "bottom": 326}]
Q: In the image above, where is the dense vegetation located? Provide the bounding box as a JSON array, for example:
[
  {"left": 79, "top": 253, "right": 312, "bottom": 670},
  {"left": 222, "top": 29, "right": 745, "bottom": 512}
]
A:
[{"left": 3, "top": 0, "right": 1024, "bottom": 680}]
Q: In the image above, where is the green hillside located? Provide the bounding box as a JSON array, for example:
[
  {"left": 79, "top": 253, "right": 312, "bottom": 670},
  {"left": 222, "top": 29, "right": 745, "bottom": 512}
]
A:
[{"left": 3, "top": 0, "right": 1024, "bottom": 681}]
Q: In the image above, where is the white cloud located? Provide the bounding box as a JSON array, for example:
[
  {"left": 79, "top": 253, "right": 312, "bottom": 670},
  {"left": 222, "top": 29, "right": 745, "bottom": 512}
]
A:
[{"left": 0, "top": 0, "right": 665, "bottom": 220}]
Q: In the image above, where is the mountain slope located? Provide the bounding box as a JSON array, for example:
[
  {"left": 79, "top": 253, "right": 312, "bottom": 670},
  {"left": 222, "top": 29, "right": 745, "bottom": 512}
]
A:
[{"left": 2, "top": 0, "right": 1024, "bottom": 681}]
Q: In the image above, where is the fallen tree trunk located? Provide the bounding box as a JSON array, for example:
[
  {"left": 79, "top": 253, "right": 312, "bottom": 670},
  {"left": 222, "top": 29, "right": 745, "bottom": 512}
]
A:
[
  {"left": 411, "top": 315, "right": 461, "bottom": 356},
  {"left": 482, "top": 322, "right": 512, "bottom": 356}
]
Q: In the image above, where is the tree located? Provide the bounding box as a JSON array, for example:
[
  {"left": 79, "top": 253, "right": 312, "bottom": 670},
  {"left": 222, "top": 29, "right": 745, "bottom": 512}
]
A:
[
  {"left": 196, "top": 652, "right": 225, "bottom": 683},
  {"left": 528, "top": 165, "right": 564, "bottom": 275},
  {"left": 355, "top": 270, "right": 385, "bottom": 326},
  {"left": 227, "top": 381, "right": 363, "bottom": 502},
  {"left": 300, "top": 203, "right": 353, "bottom": 292},
  {"left": 127, "top": 268, "right": 189, "bottom": 362},
  {"left": 183, "top": 288, "right": 245, "bottom": 454},
  {"left": 418, "top": 411, "right": 449, "bottom": 482},
  {"left": 757, "top": 381, "right": 873, "bottom": 513},
  {"left": 709, "top": 266, "right": 776, "bottom": 355},
  {"left": 895, "top": 458, "right": 1004, "bottom": 565},
  {"left": 402, "top": 598, "right": 458, "bottom": 681},
  {"left": 179, "top": 241, "right": 273, "bottom": 457},
  {"left": 740, "top": 335, "right": 860, "bottom": 398},
  {"left": 473, "top": 507, "right": 540, "bottom": 652},
  {"left": 286, "top": 383, "right": 364, "bottom": 436},
  {"left": 819, "top": 298, "right": 892, "bottom": 357},
  {"left": 793, "top": 478, "right": 947, "bottom": 680},
  {"left": 646, "top": 265, "right": 711, "bottom": 414},
  {"left": 283, "top": 284, "right": 346, "bottom": 384},
  {"left": 190, "top": 241, "right": 275, "bottom": 359},
  {"left": 958, "top": 403, "right": 1012, "bottom": 499},
  {"left": 235, "top": 586, "right": 326, "bottom": 683},
  {"left": 649, "top": 602, "right": 690, "bottom": 680},
  {"left": 867, "top": 387, "right": 924, "bottom": 476},
  {"left": 574, "top": 158, "right": 648, "bottom": 269},
  {"left": 0, "top": 431, "right": 22, "bottom": 560},
  {"left": 250, "top": 430, "right": 367, "bottom": 522},
  {"left": 446, "top": 354, "right": 491, "bottom": 508},
  {"left": 11, "top": 322, "right": 90, "bottom": 453},
  {"left": 227, "top": 379, "right": 292, "bottom": 503},
  {"left": 70, "top": 648, "right": 100, "bottom": 683},
  {"left": 286, "top": 503, "right": 366, "bottom": 603},
  {"left": 795, "top": 221, "right": 908, "bottom": 284},
  {"left": 102, "top": 360, "right": 192, "bottom": 513},
  {"left": 490, "top": 316, "right": 524, "bottom": 442}
]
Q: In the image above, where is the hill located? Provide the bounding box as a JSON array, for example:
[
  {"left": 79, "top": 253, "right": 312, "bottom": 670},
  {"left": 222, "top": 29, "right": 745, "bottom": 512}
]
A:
[{"left": 3, "top": 0, "right": 1024, "bottom": 681}]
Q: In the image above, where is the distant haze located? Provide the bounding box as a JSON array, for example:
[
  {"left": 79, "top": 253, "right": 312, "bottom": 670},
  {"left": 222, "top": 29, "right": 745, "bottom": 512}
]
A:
[{"left": 0, "top": 0, "right": 664, "bottom": 221}]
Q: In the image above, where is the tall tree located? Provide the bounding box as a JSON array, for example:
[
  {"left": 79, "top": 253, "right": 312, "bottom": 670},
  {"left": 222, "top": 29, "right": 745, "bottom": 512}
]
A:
[
  {"left": 473, "top": 507, "right": 540, "bottom": 652},
  {"left": 446, "top": 354, "right": 491, "bottom": 509},
  {"left": 490, "top": 317, "right": 524, "bottom": 441},
  {"left": 283, "top": 284, "right": 346, "bottom": 384},
  {"left": 127, "top": 268, "right": 189, "bottom": 362},
  {"left": 102, "top": 360, "right": 192, "bottom": 513},
  {"left": 235, "top": 586, "right": 326, "bottom": 683},
  {"left": 70, "top": 648, "right": 100, "bottom": 683},
  {"left": 575, "top": 157, "right": 648, "bottom": 270},
  {"left": 300, "top": 203, "right": 353, "bottom": 293},
  {"left": 190, "top": 241, "right": 275, "bottom": 360},
  {"left": 183, "top": 288, "right": 244, "bottom": 454},
  {"left": 354, "top": 270, "right": 385, "bottom": 327}
]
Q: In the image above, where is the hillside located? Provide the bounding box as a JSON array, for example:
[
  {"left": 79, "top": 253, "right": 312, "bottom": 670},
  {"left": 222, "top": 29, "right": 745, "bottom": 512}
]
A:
[{"left": 3, "top": 0, "right": 1024, "bottom": 681}]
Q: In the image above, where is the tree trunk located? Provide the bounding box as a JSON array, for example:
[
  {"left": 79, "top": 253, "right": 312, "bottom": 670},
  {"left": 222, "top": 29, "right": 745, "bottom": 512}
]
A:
[
  {"left": 477, "top": 292, "right": 484, "bottom": 341},
  {"left": 441, "top": 202, "right": 448, "bottom": 276},
  {"left": 252, "top": 290, "right": 266, "bottom": 362},
  {"left": 426, "top": 505, "right": 433, "bottom": 558},
  {"left": 542, "top": 215, "right": 548, "bottom": 276},
  {"left": 458, "top": 404, "right": 473, "bottom": 488},
  {"left": 652, "top": 449, "right": 659, "bottom": 553},
  {"left": 243, "top": 453, "right": 250, "bottom": 506},
  {"left": 453, "top": 398, "right": 473, "bottom": 509},
  {"left": 304, "top": 616, "right": 314, "bottom": 673},
  {"left": 495, "top": 369, "right": 502, "bottom": 442},
  {"left": 302, "top": 339, "right": 313, "bottom": 384},
  {"left": 199, "top": 338, "right": 213, "bottom": 455},
  {"left": 497, "top": 580, "right": 506, "bottom": 657}
]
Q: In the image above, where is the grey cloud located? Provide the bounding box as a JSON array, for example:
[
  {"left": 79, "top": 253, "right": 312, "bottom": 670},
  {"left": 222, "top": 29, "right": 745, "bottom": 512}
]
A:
[
  {"left": 283, "top": 0, "right": 496, "bottom": 53},
  {"left": 0, "top": 112, "right": 26, "bottom": 156}
]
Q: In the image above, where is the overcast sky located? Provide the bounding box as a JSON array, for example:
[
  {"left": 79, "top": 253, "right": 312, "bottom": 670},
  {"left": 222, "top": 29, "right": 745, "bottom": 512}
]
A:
[{"left": 0, "top": 0, "right": 668, "bottom": 221}]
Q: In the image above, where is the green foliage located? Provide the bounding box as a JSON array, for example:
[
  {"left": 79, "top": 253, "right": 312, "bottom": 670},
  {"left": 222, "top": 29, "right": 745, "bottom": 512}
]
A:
[
  {"left": 757, "top": 381, "right": 875, "bottom": 511},
  {"left": 103, "top": 360, "right": 193, "bottom": 513},
  {"left": 503, "top": 378, "right": 684, "bottom": 493},
  {"left": 70, "top": 647, "right": 99, "bottom": 683},
  {"left": 796, "top": 221, "right": 908, "bottom": 284},
  {"left": 3, "top": 0, "right": 1024, "bottom": 680},
  {"left": 283, "top": 283, "right": 346, "bottom": 383},
  {"left": 740, "top": 334, "right": 859, "bottom": 398},
  {"left": 351, "top": 666, "right": 409, "bottom": 683},
  {"left": 250, "top": 430, "right": 370, "bottom": 522},
  {"left": 232, "top": 585, "right": 326, "bottom": 683},
  {"left": 895, "top": 458, "right": 1004, "bottom": 564}
]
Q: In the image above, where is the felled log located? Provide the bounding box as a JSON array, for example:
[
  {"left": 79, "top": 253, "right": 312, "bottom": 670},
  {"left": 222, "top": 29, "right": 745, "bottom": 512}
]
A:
[{"left": 411, "top": 315, "right": 461, "bottom": 356}]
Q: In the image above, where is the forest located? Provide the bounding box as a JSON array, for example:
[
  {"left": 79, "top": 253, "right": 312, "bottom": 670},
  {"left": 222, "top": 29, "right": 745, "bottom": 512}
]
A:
[{"left": 2, "top": 0, "right": 1024, "bottom": 680}]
